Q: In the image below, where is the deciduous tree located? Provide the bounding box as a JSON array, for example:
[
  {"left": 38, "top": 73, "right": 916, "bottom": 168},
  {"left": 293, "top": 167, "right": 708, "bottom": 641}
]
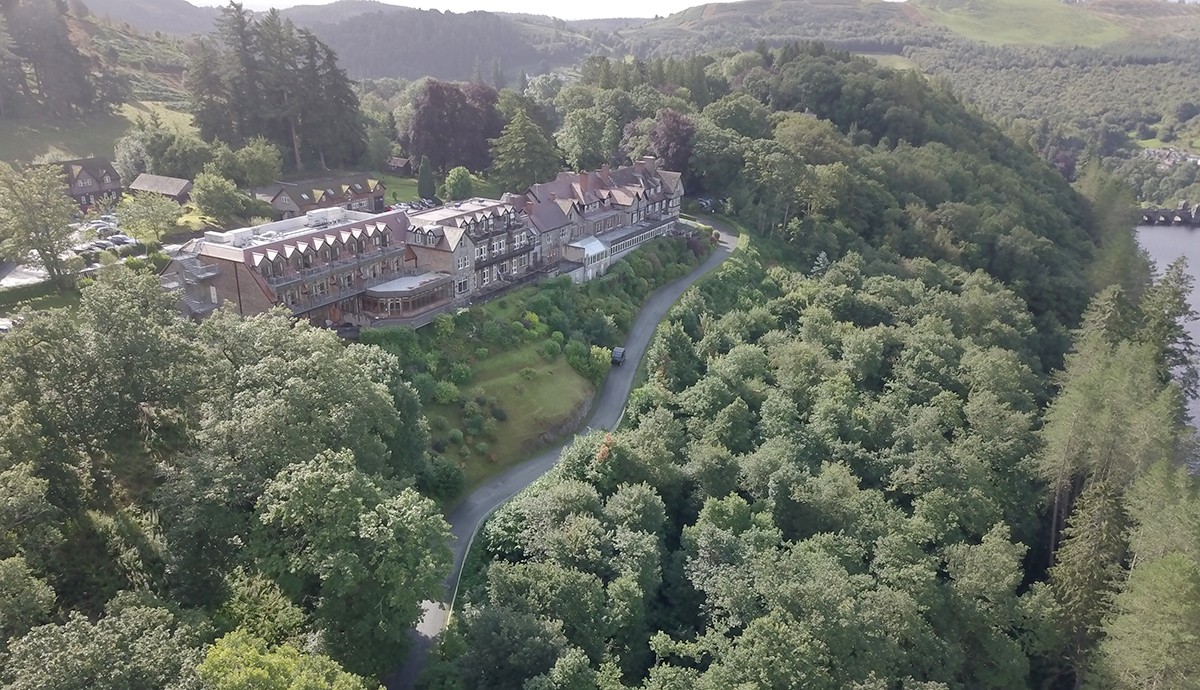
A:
[{"left": 0, "top": 162, "right": 79, "bottom": 290}]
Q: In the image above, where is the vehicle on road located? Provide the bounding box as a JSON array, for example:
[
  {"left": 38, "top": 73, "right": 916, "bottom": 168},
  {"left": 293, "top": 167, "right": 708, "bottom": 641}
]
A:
[
  {"left": 108, "top": 234, "right": 137, "bottom": 246},
  {"left": 611, "top": 347, "right": 627, "bottom": 365}
]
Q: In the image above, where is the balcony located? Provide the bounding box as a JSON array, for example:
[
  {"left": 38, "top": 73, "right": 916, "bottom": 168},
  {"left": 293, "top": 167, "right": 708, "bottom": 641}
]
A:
[{"left": 264, "top": 244, "right": 407, "bottom": 288}]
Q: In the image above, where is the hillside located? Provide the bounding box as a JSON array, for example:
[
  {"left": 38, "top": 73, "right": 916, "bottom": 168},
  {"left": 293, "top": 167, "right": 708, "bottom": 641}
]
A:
[{"left": 81, "top": 0, "right": 219, "bottom": 34}]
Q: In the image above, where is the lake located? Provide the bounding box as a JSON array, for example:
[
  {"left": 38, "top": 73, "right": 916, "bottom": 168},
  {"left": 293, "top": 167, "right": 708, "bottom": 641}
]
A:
[{"left": 1138, "top": 224, "right": 1200, "bottom": 422}]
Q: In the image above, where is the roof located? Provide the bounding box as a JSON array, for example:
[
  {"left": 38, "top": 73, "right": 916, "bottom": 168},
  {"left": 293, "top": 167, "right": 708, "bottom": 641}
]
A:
[
  {"left": 569, "top": 235, "right": 608, "bottom": 255},
  {"left": 258, "top": 174, "right": 384, "bottom": 208},
  {"left": 129, "top": 173, "right": 192, "bottom": 197},
  {"left": 366, "top": 272, "right": 454, "bottom": 297},
  {"left": 387, "top": 156, "right": 411, "bottom": 167},
  {"left": 52, "top": 157, "right": 119, "bottom": 183}
]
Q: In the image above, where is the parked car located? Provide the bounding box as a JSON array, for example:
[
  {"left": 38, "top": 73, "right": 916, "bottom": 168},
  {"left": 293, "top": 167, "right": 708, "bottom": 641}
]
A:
[
  {"left": 611, "top": 347, "right": 627, "bottom": 366},
  {"left": 108, "top": 234, "right": 137, "bottom": 245},
  {"left": 99, "top": 214, "right": 119, "bottom": 225},
  {"left": 90, "top": 240, "right": 115, "bottom": 250}
]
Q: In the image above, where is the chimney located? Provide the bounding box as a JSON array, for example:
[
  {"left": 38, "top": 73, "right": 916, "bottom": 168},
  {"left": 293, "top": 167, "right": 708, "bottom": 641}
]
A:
[{"left": 601, "top": 163, "right": 609, "bottom": 175}]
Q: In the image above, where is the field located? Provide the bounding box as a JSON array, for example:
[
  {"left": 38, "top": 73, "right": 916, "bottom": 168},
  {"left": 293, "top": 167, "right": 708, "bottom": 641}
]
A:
[
  {"left": 914, "top": 0, "right": 1129, "bottom": 46},
  {"left": 426, "top": 344, "right": 594, "bottom": 489},
  {"left": 0, "top": 101, "right": 194, "bottom": 164}
]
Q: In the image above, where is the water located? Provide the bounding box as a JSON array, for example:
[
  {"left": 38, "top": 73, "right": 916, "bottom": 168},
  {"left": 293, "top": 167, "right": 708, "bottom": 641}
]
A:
[{"left": 1137, "top": 224, "right": 1200, "bottom": 422}]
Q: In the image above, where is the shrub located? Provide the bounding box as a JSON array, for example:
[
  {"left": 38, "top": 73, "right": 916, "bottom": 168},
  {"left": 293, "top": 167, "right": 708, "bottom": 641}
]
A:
[
  {"left": 539, "top": 340, "right": 561, "bottom": 361},
  {"left": 431, "top": 438, "right": 448, "bottom": 453},
  {"left": 465, "top": 413, "right": 486, "bottom": 436},
  {"left": 424, "top": 455, "right": 465, "bottom": 501},
  {"left": 469, "top": 387, "right": 487, "bottom": 405},
  {"left": 475, "top": 441, "right": 490, "bottom": 455},
  {"left": 550, "top": 330, "right": 565, "bottom": 345},
  {"left": 448, "top": 429, "right": 464, "bottom": 445},
  {"left": 474, "top": 347, "right": 489, "bottom": 360},
  {"left": 520, "top": 367, "right": 537, "bottom": 381},
  {"left": 432, "top": 380, "right": 460, "bottom": 405},
  {"left": 409, "top": 372, "right": 438, "bottom": 403},
  {"left": 490, "top": 406, "right": 508, "bottom": 422},
  {"left": 483, "top": 418, "right": 498, "bottom": 439},
  {"left": 450, "top": 363, "right": 473, "bottom": 385},
  {"left": 429, "top": 415, "right": 450, "bottom": 432}
]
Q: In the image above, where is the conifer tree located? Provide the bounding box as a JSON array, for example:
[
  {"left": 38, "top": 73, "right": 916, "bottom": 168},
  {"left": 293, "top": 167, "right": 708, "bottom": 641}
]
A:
[
  {"left": 1048, "top": 482, "right": 1128, "bottom": 688},
  {"left": 417, "top": 155, "right": 435, "bottom": 199},
  {"left": 488, "top": 109, "right": 562, "bottom": 193}
]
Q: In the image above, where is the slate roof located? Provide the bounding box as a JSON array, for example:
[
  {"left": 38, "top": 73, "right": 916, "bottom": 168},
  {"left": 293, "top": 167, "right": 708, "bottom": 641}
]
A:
[{"left": 129, "top": 173, "right": 191, "bottom": 197}]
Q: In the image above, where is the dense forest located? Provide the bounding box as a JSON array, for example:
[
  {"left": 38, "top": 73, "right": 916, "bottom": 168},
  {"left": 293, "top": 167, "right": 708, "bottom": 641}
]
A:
[
  {"left": 4, "top": 8, "right": 1200, "bottom": 690},
  {"left": 418, "top": 43, "right": 1200, "bottom": 689}
]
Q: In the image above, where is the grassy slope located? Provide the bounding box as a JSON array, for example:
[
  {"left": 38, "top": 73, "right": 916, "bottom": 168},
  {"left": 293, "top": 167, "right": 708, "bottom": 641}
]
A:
[
  {"left": 0, "top": 101, "right": 193, "bottom": 164},
  {"left": 378, "top": 172, "right": 504, "bottom": 203},
  {"left": 913, "top": 0, "right": 1128, "bottom": 46}
]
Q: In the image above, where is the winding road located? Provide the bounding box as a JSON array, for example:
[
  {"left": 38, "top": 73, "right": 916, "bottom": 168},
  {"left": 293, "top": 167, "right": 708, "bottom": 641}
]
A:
[{"left": 388, "top": 218, "right": 738, "bottom": 690}]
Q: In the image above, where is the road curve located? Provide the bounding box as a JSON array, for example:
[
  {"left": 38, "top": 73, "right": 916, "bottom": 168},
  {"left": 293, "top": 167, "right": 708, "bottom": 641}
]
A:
[{"left": 388, "top": 218, "right": 739, "bottom": 689}]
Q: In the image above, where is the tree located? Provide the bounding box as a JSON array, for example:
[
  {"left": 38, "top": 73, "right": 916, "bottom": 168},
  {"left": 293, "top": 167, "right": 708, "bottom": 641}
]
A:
[
  {"left": 491, "top": 57, "right": 506, "bottom": 89},
  {"left": 702, "top": 93, "right": 771, "bottom": 139},
  {"left": 489, "top": 109, "right": 562, "bottom": 193},
  {"left": 1047, "top": 482, "right": 1128, "bottom": 688},
  {"left": 0, "top": 600, "right": 205, "bottom": 690},
  {"left": 198, "top": 630, "right": 376, "bottom": 690},
  {"left": 187, "top": 37, "right": 234, "bottom": 143},
  {"left": 556, "top": 107, "right": 618, "bottom": 170},
  {"left": 460, "top": 607, "right": 567, "bottom": 690},
  {"left": 192, "top": 172, "right": 246, "bottom": 226},
  {"left": 0, "top": 162, "right": 79, "bottom": 290},
  {"left": 1094, "top": 553, "right": 1200, "bottom": 688},
  {"left": 236, "top": 136, "right": 283, "bottom": 192},
  {"left": 417, "top": 155, "right": 436, "bottom": 199},
  {"left": 0, "top": 556, "right": 54, "bottom": 649},
  {"left": 443, "top": 166, "right": 473, "bottom": 201},
  {"left": 649, "top": 109, "right": 696, "bottom": 174},
  {"left": 258, "top": 449, "right": 452, "bottom": 676},
  {"left": 117, "top": 191, "right": 181, "bottom": 242}
]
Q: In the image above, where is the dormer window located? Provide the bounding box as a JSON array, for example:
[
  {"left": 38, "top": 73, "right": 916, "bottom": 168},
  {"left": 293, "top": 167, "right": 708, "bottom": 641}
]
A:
[{"left": 103, "top": 175, "right": 111, "bottom": 184}]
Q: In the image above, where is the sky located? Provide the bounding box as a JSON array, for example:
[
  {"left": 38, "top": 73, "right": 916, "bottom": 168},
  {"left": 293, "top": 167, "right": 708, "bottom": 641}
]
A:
[{"left": 186, "top": 0, "right": 704, "bottom": 20}]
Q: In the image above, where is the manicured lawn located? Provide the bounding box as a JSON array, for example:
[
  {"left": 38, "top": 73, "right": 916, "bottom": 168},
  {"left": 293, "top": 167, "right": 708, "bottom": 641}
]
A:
[
  {"left": 378, "top": 170, "right": 504, "bottom": 204},
  {"left": 428, "top": 344, "right": 594, "bottom": 490},
  {"left": 0, "top": 289, "right": 81, "bottom": 318},
  {"left": 0, "top": 101, "right": 194, "bottom": 164},
  {"left": 915, "top": 0, "right": 1128, "bottom": 47}
]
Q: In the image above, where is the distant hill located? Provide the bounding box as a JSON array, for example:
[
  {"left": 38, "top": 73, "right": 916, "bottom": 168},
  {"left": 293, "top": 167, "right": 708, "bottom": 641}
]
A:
[
  {"left": 286, "top": 3, "right": 608, "bottom": 79},
  {"left": 80, "top": 0, "right": 219, "bottom": 34},
  {"left": 77, "top": 0, "right": 1200, "bottom": 81}
]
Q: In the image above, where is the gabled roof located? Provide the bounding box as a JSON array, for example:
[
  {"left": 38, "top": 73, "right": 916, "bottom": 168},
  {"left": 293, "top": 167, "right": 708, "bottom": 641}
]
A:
[
  {"left": 129, "top": 173, "right": 192, "bottom": 197},
  {"left": 53, "top": 157, "right": 119, "bottom": 183}
]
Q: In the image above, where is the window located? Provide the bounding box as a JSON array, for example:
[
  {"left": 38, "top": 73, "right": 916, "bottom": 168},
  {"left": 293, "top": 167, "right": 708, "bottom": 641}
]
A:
[
  {"left": 456, "top": 255, "right": 469, "bottom": 271},
  {"left": 481, "top": 271, "right": 490, "bottom": 286},
  {"left": 476, "top": 245, "right": 486, "bottom": 260},
  {"left": 456, "top": 279, "right": 468, "bottom": 293},
  {"left": 209, "top": 286, "right": 218, "bottom": 304},
  {"left": 311, "top": 281, "right": 328, "bottom": 297},
  {"left": 76, "top": 180, "right": 86, "bottom": 188},
  {"left": 493, "top": 238, "right": 505, "bottom": 253},
  {"left": 103, "top": 175, "right": 111, "bottom": 184}
]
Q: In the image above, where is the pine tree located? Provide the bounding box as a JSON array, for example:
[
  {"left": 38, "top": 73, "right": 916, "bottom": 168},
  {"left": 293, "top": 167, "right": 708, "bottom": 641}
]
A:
[
  {"left": 488, "top": 109, "right": 562, "bottom": 193},
  {"left": 217, "top": 1, "right": 264, "bottom": 145},
  {"left": 186, "top": 38, "right": 234, "bottom": 144},
  {"left": 256, "top": 10, "right": 303, "bottom": 169},
  {"left": 1047, "top": 482, "right": 1128, "bottom": 688}
]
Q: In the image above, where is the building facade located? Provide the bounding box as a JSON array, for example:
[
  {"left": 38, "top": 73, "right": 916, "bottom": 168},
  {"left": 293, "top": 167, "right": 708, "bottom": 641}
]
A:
[
  {"left": 164, "top": 159, "right": 685, "bottom": 323},
  {"left": 161, "top": 207, "right": 454, "bottom": 324},
  {"left": 55, "top": 158, "right": 122, "bottom": 210}
]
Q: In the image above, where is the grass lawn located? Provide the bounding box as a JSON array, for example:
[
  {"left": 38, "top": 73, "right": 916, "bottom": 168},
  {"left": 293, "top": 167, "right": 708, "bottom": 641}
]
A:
[
  {"left": 378, "top": 171, "right": 504, "bottom": 204},
  {"left": 0, "top": 290, "right": 81, "bottom": 318},
  {"left": 0, "top": 101, "right": 194, "bottom": 164},
  {"left": 429, "top": 344, "right": 594, "bottom": 490},
  {"left": 914, "top": 0, "right": 1128, "bottom": 47}
]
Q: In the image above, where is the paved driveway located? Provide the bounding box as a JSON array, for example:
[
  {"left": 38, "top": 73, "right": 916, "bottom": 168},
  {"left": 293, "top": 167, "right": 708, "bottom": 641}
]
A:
[{"left": 388, "top": 219, "right": 739, "bottom": 689}]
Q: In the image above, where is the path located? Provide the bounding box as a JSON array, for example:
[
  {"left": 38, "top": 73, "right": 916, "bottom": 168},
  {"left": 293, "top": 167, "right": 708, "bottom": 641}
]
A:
[{"left": 387, "top": 218, "right": 738, "bottom": 690}]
